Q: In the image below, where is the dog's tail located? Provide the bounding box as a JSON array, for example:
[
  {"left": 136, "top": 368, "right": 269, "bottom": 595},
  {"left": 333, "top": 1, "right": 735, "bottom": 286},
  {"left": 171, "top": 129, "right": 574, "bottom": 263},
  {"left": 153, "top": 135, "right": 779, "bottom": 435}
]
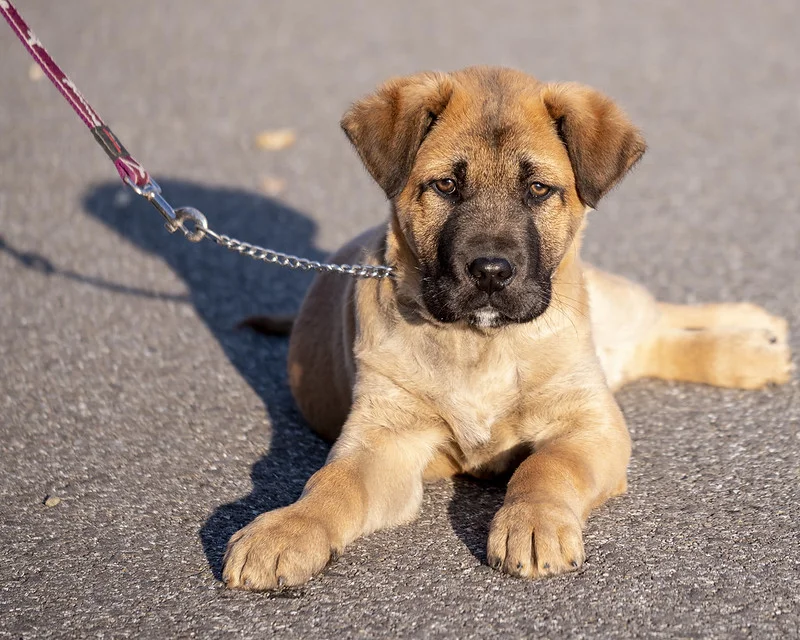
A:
[{"left": 238, "top": 314, "right": 295, "bottom": 337}]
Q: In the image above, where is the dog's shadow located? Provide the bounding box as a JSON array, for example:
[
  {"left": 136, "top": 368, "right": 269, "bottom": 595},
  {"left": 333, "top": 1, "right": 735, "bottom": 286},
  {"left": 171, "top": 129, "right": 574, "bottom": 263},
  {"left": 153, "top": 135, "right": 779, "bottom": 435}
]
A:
[
  {"left": 61, "top": 180, "right": 498, "bottom": 577},
  {"left": 76, "top": 180, "right": 332, "bottom": 577}
]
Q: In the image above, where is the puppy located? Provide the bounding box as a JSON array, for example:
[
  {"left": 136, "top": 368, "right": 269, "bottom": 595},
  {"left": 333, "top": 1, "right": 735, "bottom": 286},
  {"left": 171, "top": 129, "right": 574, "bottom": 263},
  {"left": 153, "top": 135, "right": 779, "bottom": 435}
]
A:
[{"left": 223, "top": 66, "right": 792, "bottom": 590}]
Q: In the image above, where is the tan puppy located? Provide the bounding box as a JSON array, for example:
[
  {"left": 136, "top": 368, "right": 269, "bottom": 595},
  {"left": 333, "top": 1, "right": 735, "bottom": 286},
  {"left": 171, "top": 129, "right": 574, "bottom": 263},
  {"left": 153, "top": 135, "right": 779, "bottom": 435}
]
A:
[{"left": 223, "top": 67, "right": 792, "bottom": 590}]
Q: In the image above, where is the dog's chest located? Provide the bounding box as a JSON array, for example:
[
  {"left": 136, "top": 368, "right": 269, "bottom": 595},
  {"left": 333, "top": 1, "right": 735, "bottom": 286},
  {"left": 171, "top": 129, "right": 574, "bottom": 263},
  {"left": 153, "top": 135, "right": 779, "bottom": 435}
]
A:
[{"left": 421, "top": 344, "right": 522, "bottom": 451}]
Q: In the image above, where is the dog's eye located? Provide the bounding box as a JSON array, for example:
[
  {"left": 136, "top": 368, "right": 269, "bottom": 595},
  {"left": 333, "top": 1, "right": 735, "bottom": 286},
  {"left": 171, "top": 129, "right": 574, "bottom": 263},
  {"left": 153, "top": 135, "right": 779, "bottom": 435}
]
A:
[
  {"left": 529, "top": 182, "right": 552, "bottom": 199},
  {"left": 432, "top": 178, "right": 457, "bottom": 197}
]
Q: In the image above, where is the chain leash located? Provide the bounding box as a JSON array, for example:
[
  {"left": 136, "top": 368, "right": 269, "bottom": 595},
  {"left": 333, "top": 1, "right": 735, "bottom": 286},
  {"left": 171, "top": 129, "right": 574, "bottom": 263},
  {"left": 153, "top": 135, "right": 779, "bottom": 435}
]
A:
[{"left": 2, "top": 0, "right": 394, "bottom": 280}]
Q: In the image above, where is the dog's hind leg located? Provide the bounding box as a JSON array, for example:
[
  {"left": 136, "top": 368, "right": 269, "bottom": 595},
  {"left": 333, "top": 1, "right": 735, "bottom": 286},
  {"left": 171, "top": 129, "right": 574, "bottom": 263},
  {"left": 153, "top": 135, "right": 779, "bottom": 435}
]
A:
[
  {"left": 584, "top": 267, "right": 793, "bottom": 390},
  {"left": 655, "top": 302, "right": 788, "bottom": 338},
  {"left": 628, "top": 305, "right": 793, "bottom": 389}
]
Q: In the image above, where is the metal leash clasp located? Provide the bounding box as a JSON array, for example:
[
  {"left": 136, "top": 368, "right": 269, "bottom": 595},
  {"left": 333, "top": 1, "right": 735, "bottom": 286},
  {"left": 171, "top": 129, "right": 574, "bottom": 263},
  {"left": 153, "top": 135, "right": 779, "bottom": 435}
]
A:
[{"left": 124, "top": 177, "right": 208, "bottom": 243}]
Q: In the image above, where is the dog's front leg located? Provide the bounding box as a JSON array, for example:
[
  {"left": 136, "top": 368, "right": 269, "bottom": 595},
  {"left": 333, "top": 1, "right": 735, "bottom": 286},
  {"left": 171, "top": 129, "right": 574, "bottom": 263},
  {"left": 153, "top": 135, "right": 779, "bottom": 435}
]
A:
[
  {"left": 223, "top": 409, "right": 442, "bottom": 591},
  {"left": 487, "top": 398, "right": 631, "bottom": 579}
]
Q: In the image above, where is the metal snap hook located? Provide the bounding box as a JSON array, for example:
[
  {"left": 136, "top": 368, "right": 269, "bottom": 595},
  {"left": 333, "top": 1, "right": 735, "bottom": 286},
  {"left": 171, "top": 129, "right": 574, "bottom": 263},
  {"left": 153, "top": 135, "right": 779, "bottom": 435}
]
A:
[{"left": 173, "top": 207, "right": 208, "bottom": 243}]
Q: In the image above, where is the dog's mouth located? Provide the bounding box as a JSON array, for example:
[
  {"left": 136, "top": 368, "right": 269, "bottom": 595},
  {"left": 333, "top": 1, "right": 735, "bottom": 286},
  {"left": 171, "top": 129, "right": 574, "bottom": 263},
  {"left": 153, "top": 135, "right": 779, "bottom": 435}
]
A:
[
  {"left": 466, "top": 306, "right": 508, "bottom": 329},
  {"left": 421, "top": 274, "right": 553, "bottom": 329},
  {"left": 454, "top": 286, "right": 552, "bottom": 328},
  {"left": 463, "top": 296, "right": 549, "bottom": 329}
]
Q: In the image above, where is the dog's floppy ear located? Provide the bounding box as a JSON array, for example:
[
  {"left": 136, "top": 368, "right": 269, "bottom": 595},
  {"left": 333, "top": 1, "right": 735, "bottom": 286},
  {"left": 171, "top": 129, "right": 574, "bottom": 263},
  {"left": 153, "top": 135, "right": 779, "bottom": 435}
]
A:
[
  {"left": 341, "top": 72, "right": 454, "bottom": 199},
  {"left": 542, "top": 83, "right": 646, "bottom": 208}
]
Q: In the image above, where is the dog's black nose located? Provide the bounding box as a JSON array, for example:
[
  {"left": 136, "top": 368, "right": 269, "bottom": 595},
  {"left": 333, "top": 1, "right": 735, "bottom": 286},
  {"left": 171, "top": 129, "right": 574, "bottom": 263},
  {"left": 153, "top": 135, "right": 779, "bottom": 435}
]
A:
[{"left": 468, "top": 257, "right": 515, "bottom": 293}]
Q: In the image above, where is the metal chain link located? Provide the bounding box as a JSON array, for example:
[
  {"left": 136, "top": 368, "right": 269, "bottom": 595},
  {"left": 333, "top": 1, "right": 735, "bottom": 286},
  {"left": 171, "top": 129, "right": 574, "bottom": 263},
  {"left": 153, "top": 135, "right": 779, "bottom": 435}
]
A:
[
  {"left": 203, "top": 228, "right": 394, "bottom": 279},
  {"left": 127, "top": 178, "right": 395, "bottom": 279}
]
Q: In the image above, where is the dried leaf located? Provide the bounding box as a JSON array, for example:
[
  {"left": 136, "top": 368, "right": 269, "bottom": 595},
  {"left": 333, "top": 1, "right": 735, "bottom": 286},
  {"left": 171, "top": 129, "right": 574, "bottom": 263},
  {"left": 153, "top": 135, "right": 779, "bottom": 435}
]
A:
[
  {"left": 255, "top": 128, "right": 296, "bottom": 151},
  {"left": 28, "top": 62, "right": 44, "bottom": 82}
]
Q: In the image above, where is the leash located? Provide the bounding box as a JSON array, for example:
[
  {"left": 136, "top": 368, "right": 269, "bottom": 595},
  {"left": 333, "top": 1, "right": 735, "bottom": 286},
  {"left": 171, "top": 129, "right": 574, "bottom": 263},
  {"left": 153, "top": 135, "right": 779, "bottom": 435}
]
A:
[{"left": 0, "top": 0, "right": 394, "bottom": 279}]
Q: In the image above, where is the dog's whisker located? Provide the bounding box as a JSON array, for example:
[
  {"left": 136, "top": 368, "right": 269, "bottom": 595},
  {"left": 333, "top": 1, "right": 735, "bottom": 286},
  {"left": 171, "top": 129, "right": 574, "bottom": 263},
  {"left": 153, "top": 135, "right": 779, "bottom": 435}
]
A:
[
  {"left": 550, "top": 299, "right": 581, "bottom": 338},
  {"left": 552, "top": 295, "right": 590, "bottom": 321}
]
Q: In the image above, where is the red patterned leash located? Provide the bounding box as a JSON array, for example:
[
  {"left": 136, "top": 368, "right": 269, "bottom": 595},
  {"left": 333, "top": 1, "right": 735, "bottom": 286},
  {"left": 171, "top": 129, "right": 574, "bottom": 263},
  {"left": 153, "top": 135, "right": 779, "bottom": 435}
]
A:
[
  {"left": 0, "top": 0, "right": 394, "bottom": 277},
  {"left": 0, "top": 0, "right": 148, "bottom": 188},
  {"left": 0, "top": 0, "right": 210, "bottom": 242}
]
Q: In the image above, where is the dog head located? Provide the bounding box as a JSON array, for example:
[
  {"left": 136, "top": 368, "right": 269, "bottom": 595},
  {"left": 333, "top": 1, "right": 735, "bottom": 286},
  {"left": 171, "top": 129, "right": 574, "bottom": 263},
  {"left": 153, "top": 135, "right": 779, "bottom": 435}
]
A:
[{"left": 341, "top": 67, "right": 645, "bottom": 328}]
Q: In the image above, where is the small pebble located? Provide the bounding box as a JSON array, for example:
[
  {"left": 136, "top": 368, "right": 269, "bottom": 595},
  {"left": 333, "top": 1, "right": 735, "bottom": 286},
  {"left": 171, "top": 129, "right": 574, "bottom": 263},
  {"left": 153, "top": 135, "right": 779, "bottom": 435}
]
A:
[
  {"left": 261, "top": 176, "right": 287, "bottom": 196},
  {"left": 43, "top": 496, "right": 61, "bottom": 508},
  {"left": 113, "top": 189, "right": 133, "bottom": 208}
]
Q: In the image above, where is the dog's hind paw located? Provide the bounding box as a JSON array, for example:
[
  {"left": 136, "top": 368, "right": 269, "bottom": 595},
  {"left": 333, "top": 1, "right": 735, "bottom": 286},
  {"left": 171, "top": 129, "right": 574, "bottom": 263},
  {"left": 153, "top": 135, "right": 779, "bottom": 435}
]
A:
[{"left": 707, "top": 327, "right": 793, "bottom": 389}]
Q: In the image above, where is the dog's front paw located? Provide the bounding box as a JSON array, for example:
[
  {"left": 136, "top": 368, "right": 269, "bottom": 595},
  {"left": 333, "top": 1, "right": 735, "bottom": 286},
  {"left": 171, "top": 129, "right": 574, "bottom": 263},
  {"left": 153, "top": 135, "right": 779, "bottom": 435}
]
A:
[
  {"left": 222, "top": 507, "right": 334, "bottom": 591},
  {"left": 486, "top": 500, "right": 585, "bottom": 579}
]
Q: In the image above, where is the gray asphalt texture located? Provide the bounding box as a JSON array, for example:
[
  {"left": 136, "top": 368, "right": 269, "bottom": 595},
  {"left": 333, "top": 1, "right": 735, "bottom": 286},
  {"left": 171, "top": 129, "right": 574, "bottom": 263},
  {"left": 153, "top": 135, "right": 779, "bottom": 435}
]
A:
[{"left": 1, "top": 1, "right": 799, "bottom": 638}]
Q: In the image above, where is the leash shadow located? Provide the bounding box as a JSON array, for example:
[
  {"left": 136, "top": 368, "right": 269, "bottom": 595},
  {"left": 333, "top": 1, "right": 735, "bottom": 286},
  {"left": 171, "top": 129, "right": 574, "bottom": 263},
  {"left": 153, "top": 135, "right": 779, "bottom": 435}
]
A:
[{"left": 81, "top": 179, "right": 330, "bottom": 579}]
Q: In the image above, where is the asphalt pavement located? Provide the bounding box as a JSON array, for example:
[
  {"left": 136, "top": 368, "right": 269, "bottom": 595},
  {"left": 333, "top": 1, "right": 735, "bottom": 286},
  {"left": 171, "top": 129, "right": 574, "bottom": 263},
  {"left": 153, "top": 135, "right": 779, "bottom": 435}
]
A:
[{"left": 1, "top": 1, "right": 799, "bottom": 638}]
